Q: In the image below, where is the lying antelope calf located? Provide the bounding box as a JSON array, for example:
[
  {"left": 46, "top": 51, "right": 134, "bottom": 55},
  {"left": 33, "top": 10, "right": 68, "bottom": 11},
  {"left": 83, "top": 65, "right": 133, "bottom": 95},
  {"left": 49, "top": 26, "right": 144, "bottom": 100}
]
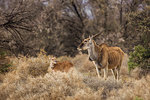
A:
[
  {"left": 49, "top": 57, "right": 73, "bottom": 72},
  {"left": 77, "top": 35, "right": 125, "bottom": 81}
]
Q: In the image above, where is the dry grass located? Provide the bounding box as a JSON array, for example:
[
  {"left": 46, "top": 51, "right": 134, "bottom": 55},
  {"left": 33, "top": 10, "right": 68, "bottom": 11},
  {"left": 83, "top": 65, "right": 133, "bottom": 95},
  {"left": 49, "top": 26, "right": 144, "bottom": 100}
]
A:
[{"left": 0, "top": 54, "right": 150, "bottom": 100}]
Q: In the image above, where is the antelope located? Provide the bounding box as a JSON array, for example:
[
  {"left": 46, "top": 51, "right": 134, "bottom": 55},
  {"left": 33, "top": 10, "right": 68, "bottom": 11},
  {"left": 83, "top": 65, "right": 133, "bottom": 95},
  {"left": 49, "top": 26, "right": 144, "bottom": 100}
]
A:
[
  {"left": 77, "top": 35, "right": 125, "bottom": 81},
  {"left": 49, "top": 57, "right": 73, "bottom": 72}
]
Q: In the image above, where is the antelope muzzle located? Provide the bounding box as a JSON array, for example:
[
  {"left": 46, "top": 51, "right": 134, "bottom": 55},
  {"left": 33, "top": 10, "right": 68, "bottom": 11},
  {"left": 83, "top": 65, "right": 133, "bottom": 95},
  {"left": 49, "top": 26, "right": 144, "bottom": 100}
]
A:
[{"left": 77, "top": 43, "right": 84, "bottom": 51}]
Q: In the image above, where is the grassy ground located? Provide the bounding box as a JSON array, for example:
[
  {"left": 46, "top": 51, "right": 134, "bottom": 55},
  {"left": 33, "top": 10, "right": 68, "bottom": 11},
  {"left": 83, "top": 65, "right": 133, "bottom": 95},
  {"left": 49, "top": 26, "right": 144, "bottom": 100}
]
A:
[{"left": 0, "top": 53, "right": 149, "bottom": 100}]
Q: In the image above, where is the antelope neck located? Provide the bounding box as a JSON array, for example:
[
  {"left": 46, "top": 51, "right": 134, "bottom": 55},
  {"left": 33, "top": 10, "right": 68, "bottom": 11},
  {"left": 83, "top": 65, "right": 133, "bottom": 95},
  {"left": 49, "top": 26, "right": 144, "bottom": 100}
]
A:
[{"left": 88, "top": 40, "right": 99, "bottom": 61}]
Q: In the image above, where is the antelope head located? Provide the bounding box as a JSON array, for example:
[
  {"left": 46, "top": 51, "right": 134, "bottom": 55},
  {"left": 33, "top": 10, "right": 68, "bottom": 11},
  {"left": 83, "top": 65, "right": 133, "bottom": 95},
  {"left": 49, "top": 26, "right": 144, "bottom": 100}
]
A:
[
  {"left": 77, "top": 36, "right": 93, "bottom": 51},
  {"left": 49, "top": 57, "right": 57, "bottom": 68},
  {"left": 77, "top": 33, "right": 101, "bottom": 51}
]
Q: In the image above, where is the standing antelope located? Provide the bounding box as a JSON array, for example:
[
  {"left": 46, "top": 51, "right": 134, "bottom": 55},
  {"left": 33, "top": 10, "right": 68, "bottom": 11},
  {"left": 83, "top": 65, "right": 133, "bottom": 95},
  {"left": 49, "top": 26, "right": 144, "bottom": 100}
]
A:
[{"left": 77, "top": 35, "right": 125, "bottom": 81}]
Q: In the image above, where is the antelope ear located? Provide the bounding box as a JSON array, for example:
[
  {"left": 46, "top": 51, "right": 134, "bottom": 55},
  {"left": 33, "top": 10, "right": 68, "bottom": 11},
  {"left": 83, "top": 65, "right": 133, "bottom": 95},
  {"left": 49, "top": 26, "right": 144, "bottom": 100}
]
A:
[{"left": 89, "top": 35, "right": 93, "bottom": 40}]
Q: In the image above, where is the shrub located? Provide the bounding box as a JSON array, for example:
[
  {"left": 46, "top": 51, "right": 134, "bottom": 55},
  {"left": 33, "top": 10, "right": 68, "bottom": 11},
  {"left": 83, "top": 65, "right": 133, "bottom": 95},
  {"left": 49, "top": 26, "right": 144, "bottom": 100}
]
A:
[
  {"left": 0, "top": 50, "right": 12, "bottom": 74},
  {"left": 129, "top": 7, "right": 150, "bottom": 47},
  {"left": 135, "top": 96, "right": 143, "bottom": 100},
  {"left": 128, "top": 45, "right": 150, "bottom": 72},
  {"left": 0, "top": 54, "right": 150, "bottom": 100}
]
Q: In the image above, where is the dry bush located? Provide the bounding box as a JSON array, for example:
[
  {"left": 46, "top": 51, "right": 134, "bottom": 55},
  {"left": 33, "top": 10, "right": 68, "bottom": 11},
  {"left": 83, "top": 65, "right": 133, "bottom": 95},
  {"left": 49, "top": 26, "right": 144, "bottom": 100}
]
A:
[
  {"left": 108, "top": 75, "right": 150, "bottom": 100},
  {"left": 83, "top": 76, "right": 122, "bottom": 99},
  {"left": 57, "top": 56, "right": 73, "bottom": 62},
  {"left": 0, "top": 64, "right": 103, "bottom": 100},
  {"left": 0, "top": 74, "right": 4, "bottom": 83},
  {"left": 130, "top": 67, "right": 142, "bottom": 79},
  {"left": 10, "top": 53, "right": 51, "bottom": 77},
  {"left": 0, "top": 54, "right": 150, "bottom": 100},
  {"left": 72, "top": 54, "right": 88, "bottom": 67},
  {"left": 72, "top": 54, "right": 97, "bottom": 77}
]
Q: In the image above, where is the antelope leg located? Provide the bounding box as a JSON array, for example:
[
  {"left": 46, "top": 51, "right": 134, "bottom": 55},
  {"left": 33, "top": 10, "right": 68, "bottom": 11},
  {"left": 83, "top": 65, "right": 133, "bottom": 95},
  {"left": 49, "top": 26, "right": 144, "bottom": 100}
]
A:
[
  {"left": 92, "top": 61, "right": 101, "bottom": 78},
  {"left": 103, "top": 67, "right": 108, "bottom": 80},
  {"left": 103, "top": 62, "right": 108, "bottom": 80},
  {"left": 116, "top": 67, "right": 120, "bottom": 81},
  {"left": 111, "top": 69, "right": 116, "bottom": 80}
]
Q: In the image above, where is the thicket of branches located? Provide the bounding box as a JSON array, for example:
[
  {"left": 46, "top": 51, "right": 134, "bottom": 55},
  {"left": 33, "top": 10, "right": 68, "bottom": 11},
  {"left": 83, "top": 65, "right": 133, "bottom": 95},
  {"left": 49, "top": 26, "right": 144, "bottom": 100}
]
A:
[
  {"left": 0, "top": 0, "right": 43, "bottom": 56},
  {"left": 0, "top": 0, "right": 149, "bottom": 57}
]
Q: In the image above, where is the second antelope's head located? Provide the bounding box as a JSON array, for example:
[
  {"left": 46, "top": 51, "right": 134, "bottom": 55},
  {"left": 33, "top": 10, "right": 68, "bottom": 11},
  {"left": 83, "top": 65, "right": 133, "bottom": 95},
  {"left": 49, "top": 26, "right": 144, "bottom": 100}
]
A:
[
  {"left": 77, "top": 36, "right": 93, "bottom": 51},
  {"left": 49, "top": 57, "right": 57, "bottom": 68}
]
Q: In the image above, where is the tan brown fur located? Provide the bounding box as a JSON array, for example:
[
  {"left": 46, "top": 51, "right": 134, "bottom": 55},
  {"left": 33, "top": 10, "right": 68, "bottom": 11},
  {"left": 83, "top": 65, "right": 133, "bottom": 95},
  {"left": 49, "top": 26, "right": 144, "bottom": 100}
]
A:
[
  {"left": 98, "top": 43, "right": 125, "bottom": 69},
  {"left": 52, "top": 61, "right": 73, "bottom": 72}
]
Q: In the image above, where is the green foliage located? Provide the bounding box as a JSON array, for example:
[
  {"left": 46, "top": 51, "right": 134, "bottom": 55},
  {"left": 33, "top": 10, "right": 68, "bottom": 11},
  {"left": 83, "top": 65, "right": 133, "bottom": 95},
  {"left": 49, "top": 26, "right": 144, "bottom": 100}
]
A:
[
  {"left": 0, "top": 64, "right": 12, "bottom": 73},
  {"left": 128, "top": 7, "right": 150, "bottom": 72},
  {"left": 129, "top": 7, "right": 150, "bottom": 46},
  {"left": 128, "top": 45, "right": 150, "bottom": 72},
  {"left": 0, "top": 50, "right": 12, "bottom": 74},
  {"left": 0, "top": 51, "right": 7, "bottom": 58},
  {"left": 135, "top": 96, "right": 143, "bottom": 100}
]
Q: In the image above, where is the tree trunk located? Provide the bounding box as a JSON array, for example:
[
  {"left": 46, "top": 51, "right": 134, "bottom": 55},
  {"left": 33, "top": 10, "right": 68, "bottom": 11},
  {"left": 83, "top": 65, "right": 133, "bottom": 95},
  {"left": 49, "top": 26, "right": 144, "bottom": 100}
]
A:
[
  {"left": 104, "top": 0, "right": 108, "bottom": 33},
  {"left": 120, "top": 0, "right": 123, "bottom": 26}
]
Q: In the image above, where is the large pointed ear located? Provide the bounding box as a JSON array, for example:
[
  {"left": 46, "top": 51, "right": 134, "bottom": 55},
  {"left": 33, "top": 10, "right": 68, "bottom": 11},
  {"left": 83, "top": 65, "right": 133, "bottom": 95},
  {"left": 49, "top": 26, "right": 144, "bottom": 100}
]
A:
[
  {"left": 89, "top": 36, "right": 91, "bottom": 40},
  {"left": 89, "top": 35, "right": 91, "bottom": 38},
  {"left": 89, "top": 35, "right": 93, "bottom": 40}
]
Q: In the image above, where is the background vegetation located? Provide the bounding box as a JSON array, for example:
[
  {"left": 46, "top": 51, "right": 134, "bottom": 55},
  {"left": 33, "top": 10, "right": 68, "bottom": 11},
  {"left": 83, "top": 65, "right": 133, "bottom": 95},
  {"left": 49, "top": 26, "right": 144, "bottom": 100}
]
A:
[{"left": 0, "top": 0, "right": 149, "bottom": 56}]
